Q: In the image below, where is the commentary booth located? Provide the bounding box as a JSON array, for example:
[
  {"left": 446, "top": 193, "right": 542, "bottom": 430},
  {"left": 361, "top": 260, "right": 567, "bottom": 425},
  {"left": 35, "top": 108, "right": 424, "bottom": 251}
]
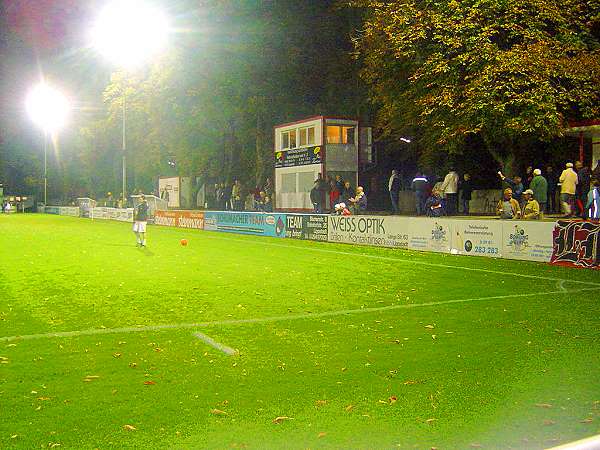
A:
[{"left": 274, "top": 116, "right": 372, "bottom": 211}]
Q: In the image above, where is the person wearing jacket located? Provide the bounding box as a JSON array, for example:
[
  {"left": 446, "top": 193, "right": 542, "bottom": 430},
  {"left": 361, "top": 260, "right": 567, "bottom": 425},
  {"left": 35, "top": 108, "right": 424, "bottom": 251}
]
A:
[
  {"left": 411, "top": 172, "right": 429, "bottom": 216},
  {"left": 521, "top": 189, "right": 541, "bottom": 220},
  {"left": 586, "top": 179, "right": 600, "bottom": 220},
  {"left": 496, "top": 188, "right": 521, "bottom": 219},
  {"left": 559, "top": 162, "right": 578, "bottom": 217},
  {"left": 388, "top": 170, "right": 401, "bottom": 214},
  {"left": 575, "top": 161, "right": 591, "bottom": 218},
  {"left": 440, "top": 169, "right": 459, "bottom": 215},
  {"left": 529, "top": 169, "right": 548, "bottom": 213},
  {"left": 349, "top": 186, "right": 367, "bottom": 215},
  {"left": 425, "top": 188, "right": 444, "bottom": 217},
  {"left": 459, "top": 173, "right": 473, "bottom": 215}
]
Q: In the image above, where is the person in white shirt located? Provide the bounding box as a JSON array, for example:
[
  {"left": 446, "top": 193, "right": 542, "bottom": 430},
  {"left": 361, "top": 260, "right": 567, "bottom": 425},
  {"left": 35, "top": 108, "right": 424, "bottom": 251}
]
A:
[{"left": 441, "top": 169, "right": 459, "bottom": 215}]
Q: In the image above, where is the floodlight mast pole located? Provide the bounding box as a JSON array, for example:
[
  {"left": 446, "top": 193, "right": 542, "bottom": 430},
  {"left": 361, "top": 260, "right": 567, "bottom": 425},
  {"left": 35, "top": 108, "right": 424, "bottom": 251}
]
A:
[
  {"left": 44, "top": 130, "right": 48, "bottom": 205},
  {"left": 122, "top": 90, "right": 126, "bottom": 207}
]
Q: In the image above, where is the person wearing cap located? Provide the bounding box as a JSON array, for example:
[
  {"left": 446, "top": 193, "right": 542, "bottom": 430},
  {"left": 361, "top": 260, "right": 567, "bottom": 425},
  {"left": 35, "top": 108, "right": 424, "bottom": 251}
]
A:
[
  {"left": 529, "top": 169, "right": 547, "bottom": 213},
  {"left": 496, "top": 188, "right": 521, "bottom": 220},
  {"left": 559, "top": 162, "right": 578, "bottom": 217},
  {"left": 521, "top": 189, "right": 541, "bottom": 220}
]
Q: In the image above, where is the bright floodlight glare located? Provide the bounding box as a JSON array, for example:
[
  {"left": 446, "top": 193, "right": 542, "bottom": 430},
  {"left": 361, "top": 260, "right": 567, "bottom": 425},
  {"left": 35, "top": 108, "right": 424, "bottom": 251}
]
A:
[
  {"left": 91, "top": 0, "right": 169, "bottom": 68},
  {"left": 400, "top": 137, "right": 411, "bottom": 143},
  {"left": 26, "top": 83, "right": 70, "bottom": 132}
]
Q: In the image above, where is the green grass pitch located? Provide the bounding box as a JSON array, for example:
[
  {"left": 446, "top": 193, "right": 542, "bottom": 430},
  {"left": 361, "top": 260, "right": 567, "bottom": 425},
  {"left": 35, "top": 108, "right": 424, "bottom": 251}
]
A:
[{"left": 1, "top": 214, "right": 599, "bottom": 449}]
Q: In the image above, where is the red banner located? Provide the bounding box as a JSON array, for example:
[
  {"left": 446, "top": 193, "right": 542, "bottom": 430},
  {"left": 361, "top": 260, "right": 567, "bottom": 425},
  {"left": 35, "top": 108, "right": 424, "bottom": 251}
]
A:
[
  {"left": 551, "top": 220, "right": 600, "bottom": 269},
  {"left": 154, "top": 210, "right": 205, "bottom": 230}
]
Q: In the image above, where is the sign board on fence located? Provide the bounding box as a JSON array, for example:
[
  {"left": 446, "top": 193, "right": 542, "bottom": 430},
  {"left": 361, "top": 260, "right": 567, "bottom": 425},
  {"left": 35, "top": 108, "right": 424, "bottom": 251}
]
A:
[
  {"left": 502, "top": 221, "right": 554, "bottom": 262},
  {"left": 407, "top": 218, "right": 453, "bottom": 253},
  {"left": 551, "top": 220, "right": 600, "bottom": 269},
  {"left": 204, "top": 212, "right": 286, "bottom": 237},
  {"left": 44, "top": 206, "right": 60, "bottom": 215},
  {"left": 91, "top": 207, "right": 134, "bottom": 222},
  {"left": 327, "top": 215, "right": 409, "bottom": 248},
  {"left": 59, "top": 207, "right": 80, "bottom": 217},
  {"left": 285, "top": 214, "right": 328, "bottom": 241},
  {"left": 154, "top": 210, "right": 205, "bottom": 229},
  {"left": 451, "top": 219, "right": 503, "bottom": 258}
]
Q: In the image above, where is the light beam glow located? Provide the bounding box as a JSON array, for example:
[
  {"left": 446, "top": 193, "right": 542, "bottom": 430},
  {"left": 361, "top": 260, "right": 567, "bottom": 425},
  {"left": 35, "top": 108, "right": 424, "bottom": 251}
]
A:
[
  {"left": 25, "top": 83, "right": 70, "bottom": 132},
  {"left": 91, "top": 0, "right": 169, "bottom": 69}
]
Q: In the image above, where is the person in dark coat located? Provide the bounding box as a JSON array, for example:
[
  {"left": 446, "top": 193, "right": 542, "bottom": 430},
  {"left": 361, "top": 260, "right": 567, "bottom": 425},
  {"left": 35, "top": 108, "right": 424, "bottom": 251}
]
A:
[
  {"left": 459, "top": 173, "right": 473, "bottom": 215},
  {"left": 339, "top": 180, "right": 354, "bottom": 206},
  {"left": 575, "top": 161, "right": 591, "bottom": 218},
  {"left": 411, "top": 172, "right": 429, "bottom": 216},
  {"left": 545, "top": 166, "right": 558, "bottom": 214},
  {"left": 310, "top": 180, "right": 323, "bottom": 213}
]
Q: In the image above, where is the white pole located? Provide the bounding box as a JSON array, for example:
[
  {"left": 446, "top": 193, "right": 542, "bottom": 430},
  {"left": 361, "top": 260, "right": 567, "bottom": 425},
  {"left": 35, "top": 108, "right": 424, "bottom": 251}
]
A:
[{"left": 122, "top": 90, "right": 127, "bottom": 208}]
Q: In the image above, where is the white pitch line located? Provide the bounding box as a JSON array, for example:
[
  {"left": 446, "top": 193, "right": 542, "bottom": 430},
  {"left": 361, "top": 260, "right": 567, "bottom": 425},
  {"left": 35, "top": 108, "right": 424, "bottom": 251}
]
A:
[
  {"left": 1, "top": 287, "right": 598, "bottom": 343},
  {"left": 198, "top": 232, "right": 600, "bottom": 287},
  {"left": 193, "top": 332, "right": 237, "bottom": 356}
]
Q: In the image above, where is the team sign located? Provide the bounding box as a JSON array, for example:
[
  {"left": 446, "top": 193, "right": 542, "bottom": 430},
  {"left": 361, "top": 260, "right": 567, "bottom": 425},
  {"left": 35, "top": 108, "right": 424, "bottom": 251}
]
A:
[
  {"left": 286, "top": 214, "right": 328, "bottom": 241},
  {"left": 204, "top": 211, "right": 286, "bottom": 237},
  {"left": 275, "top": 146, "right": 322, "bottom": 168},
  {"left": 154, "top": 210, "right": 205, "bottom": 230},
  {"left": 328, "top": 216, "right": 409, "bottom": 248}
]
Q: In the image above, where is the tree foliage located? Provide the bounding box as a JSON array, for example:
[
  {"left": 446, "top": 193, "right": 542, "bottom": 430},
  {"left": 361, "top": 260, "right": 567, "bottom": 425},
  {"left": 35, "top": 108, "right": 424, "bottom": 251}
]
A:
[{"left": 350, "top": 0, "right": 600, "bottom": 169}]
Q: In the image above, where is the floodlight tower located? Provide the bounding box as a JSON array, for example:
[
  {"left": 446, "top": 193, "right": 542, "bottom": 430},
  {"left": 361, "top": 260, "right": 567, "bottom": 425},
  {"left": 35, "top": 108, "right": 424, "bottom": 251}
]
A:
[
  {"left": 91, "top": 0, "right": 169, "bottom": 207},
  {"left": 26, "top": 82, "right": 70, "bottom": 205}
]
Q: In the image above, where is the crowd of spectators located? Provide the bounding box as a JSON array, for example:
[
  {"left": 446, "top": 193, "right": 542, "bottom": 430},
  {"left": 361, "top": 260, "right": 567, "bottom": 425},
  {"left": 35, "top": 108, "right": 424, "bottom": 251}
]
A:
[{"left": 311, "top": 174, "right": 367, "bottom": 215}]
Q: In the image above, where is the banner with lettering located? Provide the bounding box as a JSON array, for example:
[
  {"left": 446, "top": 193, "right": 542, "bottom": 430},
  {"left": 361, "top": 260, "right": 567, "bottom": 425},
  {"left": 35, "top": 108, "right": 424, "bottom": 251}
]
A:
[
  {"left": 551, "top": 220, "right": 600, "bottom": 269},
  {"left": 204, "top": 211, "right": 287, "bottom": 238},
  {"left": 328, "top": 216, "right": 409, "bottom": 248},
  {"left": 155, "top": 210, "right": 205, "bottom": 230}
]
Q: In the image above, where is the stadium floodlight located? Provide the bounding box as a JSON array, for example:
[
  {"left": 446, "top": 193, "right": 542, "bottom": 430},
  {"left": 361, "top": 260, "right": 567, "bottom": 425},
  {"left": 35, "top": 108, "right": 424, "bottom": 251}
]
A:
[
  {"left": 25, "top": 82, "right": 71, "bottom": 205},
  {"left": 400, "top": 137, "right": 411, "bottom": 143},
  {"left": 91, "top": 0, "right": 169, "bottom": 69},
  {"left": 91, "top": 0, "right": 169, "bottom": 206}
]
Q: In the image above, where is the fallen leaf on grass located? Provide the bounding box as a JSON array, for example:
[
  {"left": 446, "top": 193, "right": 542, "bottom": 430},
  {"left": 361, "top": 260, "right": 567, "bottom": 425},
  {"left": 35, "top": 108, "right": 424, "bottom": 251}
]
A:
[
  {"left": 318, "top": 432, "right": 327, "bottom": 438},
  {"left": 272, "top": 416, "right": 293, "bottom": 424},
  {"left": 37, "top": 397, "right": 51, "bottom": 401},
  {"left": 580, "top": 418, "right": 593, "bottom": 424},
  {"left": 315, "top": 400, "right": 327, "bottom": 407},
  {"left": 543, "top": 420, "right": 556, "bottom": 426},
  {"left": 404, "top": 380, "right": 419, "bottom": 385},
  {"left": 113, "top": 353, "right": 122, "bottom": 358},
  {"left": 470, "top": 443, "right": 482, "bottom": 448},
  {"left": 425, "top": 418, "right": 437, "bottom": 424},
  {"left": 10, "top": 435, "right": 18, "bottom": 439},
  {"left": 143, "top": 381, "right": 156, "bottom": 385},
  {"left": 345, "top": 404, "right": 354, "bottom": 412},
  {"left": 425, "top": 325, "right": 435, "bottom": 329},
  {"left": 389, "top": 396, "right": 397, "bottom": 404},
  {"left": 123, "top": 424, "right": 136, "bottom": 431},
  {"left": 83, "top": 375, "right": 100, "bottom": 382},
  {"left": 210, "top": 409, "right": 227, "bottom": 416},
  {"left": 535, "top": 403, "right": 553, "bottom": 409},
  {"left": 48, "top": 442, "right": 61, "bottom": 448}
]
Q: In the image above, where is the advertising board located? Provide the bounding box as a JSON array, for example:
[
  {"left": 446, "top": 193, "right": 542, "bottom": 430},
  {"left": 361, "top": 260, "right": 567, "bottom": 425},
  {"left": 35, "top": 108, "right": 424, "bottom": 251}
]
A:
[
  {"left": 91, "top": 207, "right": 134, "bottom": 222},
  {"left": 204, "top": 212, "right": 287, "bottom": 238},
  {"left": 327, "top": 215, "right": 409, "bottom": 248},
  {"left": 275, "top": 145, "right": 322, "bottom": 168},
  {"left": 285, "top": 214, "right": 328, "bottom": 241},
  {"left": 59, "top": 207, "right": 80, "bottom": 217},
  {"left": 158, "top": 176, "right": 180, "bottom": 208},
  {"left": 551, "top": 220, "right": 600, "bottom": 269},
  {"left": 502, "top": 221, "right": 554, "bottom": 262},
  {"left": 44, "top": 206, "right": 60, "bottom": 215},
  {"left": 407, "top": 218, "right": 453, "bottom": 253},
  {"left": 154, "top": 210, "right": 204, "bottom": 230},
  {"left": 451, "top": 219, "right": 503, "bottom": 258}
]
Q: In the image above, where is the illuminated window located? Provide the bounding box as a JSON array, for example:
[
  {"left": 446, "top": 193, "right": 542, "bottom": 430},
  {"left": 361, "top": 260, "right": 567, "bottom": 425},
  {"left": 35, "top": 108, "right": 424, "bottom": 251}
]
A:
[
  {"left": 299, "top": 127, "right": 315, "bottom": 147},
  {"left": 327, "top": 125, "right": 355, "bottom": 144},
  {"left": 280, "top": 130, "right": 297, "bottom": 149}
]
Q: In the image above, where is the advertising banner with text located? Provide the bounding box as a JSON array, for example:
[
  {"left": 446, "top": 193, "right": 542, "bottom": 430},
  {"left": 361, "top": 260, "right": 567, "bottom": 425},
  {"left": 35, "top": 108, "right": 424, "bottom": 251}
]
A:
[
  {"left": 502, "top": 221, "right": 555, "bottom": 262},
  {"left": 451, "top": 220, "right": 503, "bottom": 258},
  {"left": 285, "top": 214, "right": 328, "bottom": 241},
  {"left": 406, "top": 218, "right": 453, "bottom": 253},
  {"left": 204, "top": 212, "right": 287, "bottom": 238},
  {"left": 328, "top": 215, "right": 410, "bottom": 248},
  {"left": 91, "top": 207, "right": 134, "bottom": 222},
  {"left": 551, "top": 220, "right": 600, "bottom": 269},
  {"left": 154, "top": 210, "right": 204, "bottom": 230},
  {"left": 275, "top": 146, "right": 322, "bottom": 168}
]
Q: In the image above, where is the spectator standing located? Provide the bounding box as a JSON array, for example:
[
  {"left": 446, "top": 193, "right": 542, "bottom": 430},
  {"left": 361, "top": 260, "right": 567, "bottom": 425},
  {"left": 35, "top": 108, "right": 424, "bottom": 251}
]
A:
[
  {"left": 349, "top": 186, "right": 367, "bottom": 215},
  {"left": 329, "top": 178, "right": 340, "bottom": 212},
  {"left": 459, "top": 173, "right": 473, "bottom": 215},
  {"left": 586, "top": 179, "right": 600, "bottom": 219},
  {"left": 545, "top": 166, "right": 558, "bottom": 213},
  {"left": 521, "top": 189, "right": 541, "bottom": 220},
  {"left": 388, "top": 170, "right": 401, "bottom": 214},
  {"left": 529, "top": 169, "right": 547, "bottom": 213},
  {"left": 222, "top": 182, "right": 232, "bottom": 210},
  {"left": 575, "top": 161, "right": 591, "bottom": 218},
  {"left": 559, "top": 162, "right": 578, "bottom": 217},
  {"left": 425, "top": 188, "right": 444, "bottom": 217},
  {"left": 496, "top": 188, "right": 521, "bottom": 219},
  {"left": 441, "top": 169, "right": 459, "bottom": 215},
  {"left": 310, "top": 180, "right": 323, "bottom": 213},
  {"left": 231, "top": 180, "right": 242, "bottom": 211},
  {"left": 498, "top": 172, "right": 524, "bottom": 202},
  {"left": 524, "top": 166, "right": 534, "bottom": 189},
  {"left": 411, "top": 172, "right": 429, "bottom": 216}
]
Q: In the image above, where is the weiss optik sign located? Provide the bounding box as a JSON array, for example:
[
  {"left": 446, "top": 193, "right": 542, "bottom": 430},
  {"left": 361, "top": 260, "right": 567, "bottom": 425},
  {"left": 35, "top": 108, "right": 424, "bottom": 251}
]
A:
[{"left": 328, "top": 216, "right": 409, "bottom": 248}]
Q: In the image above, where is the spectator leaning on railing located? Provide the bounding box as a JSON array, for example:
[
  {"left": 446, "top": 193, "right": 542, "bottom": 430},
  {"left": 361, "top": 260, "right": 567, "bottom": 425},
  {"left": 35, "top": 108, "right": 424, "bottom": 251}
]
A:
[
  {"left": 521, "top": 189, "right": 541, "bottom": 220},
  {"left": 496, "top": 188, "right": 521, "bottom": 219}
]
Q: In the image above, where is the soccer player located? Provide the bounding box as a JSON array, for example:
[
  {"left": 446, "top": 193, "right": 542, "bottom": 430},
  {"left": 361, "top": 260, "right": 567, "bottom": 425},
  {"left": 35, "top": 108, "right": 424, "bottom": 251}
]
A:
[{"left": 133, "top": 194, "right": 149, "bottom": 247}]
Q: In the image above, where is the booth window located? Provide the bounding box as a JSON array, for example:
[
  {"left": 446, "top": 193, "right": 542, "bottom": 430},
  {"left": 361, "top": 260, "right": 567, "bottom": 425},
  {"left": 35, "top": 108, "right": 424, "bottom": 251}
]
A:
[
  {"left": 281, "top": 130, "right": 297, "bottom": 149},
  {"left": 326, "top": 125, "right": 355, "bottom": 144},
  {"left": 281, "top": 173, "right": 296, "bottom": 193},
  {"left": 299, "top": 126, "right": 315, "bottom": 147}
]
